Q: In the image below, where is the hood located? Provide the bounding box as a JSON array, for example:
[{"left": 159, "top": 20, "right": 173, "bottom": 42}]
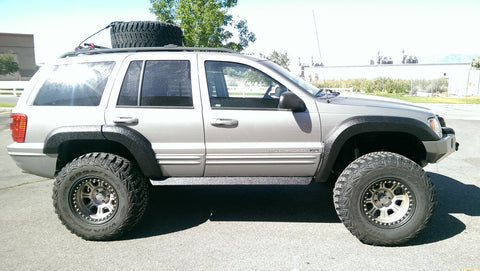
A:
[{"left": 322, "top": 92, "right": 433, "bottom": 115}]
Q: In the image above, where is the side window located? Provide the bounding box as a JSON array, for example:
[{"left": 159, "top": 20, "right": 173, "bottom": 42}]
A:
[
  {"left": 117, "top": 60, "right": 193, "bottom": 107},
  {"left": 33, "top": 62, "right": 115, "bottom": 106},
  {"left": 117, "top": 61, "right": 142, "bottom": 106},
  {"left": 205, "top": 61, "right": 287, "bottom": 109}
]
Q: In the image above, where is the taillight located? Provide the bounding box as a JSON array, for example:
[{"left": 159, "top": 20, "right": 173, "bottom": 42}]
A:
[{"left": 10, "top": 113, "right": 27, "bottom": 143}]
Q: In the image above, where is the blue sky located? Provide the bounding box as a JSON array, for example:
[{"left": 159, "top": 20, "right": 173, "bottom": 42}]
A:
[{"left": 1, "top": 0, "right": 479, "bottom": 67}]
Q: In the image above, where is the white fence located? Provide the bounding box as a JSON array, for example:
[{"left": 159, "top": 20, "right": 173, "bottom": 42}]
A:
[{"left": 0, "top": 81, "right": 29, "bottom": 96}]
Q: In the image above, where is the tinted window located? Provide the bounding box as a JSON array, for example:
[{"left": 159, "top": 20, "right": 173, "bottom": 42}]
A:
[
  {"left": 205, "top": 61, "right": 286, "bottom": 109},
  {"left": 117, "top": 60, "right": 192, "bottom": 107},
  {"left": 117, "top": 61, "right": 142, "bottom": 106},
  {"left": 34, "top": 62, "right": 115, "bottom": 106},
  {"left": 141, "top": 60, "right": 192, "bottom": 107}
]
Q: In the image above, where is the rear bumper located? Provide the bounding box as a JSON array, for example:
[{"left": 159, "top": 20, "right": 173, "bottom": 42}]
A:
[
  {"left": 7, "top": 142, "right": 57, "bottom": 178},
  {"left": 422, "top": 131, "right": 458, "bottom": 163}
]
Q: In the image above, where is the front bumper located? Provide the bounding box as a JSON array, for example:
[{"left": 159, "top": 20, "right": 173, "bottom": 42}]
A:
[{"left": 422, "top": 129, "right": 459, "bottom": 163}]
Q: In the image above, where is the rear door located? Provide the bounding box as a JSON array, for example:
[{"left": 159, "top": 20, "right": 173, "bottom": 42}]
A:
[
  {"left": 198, "top": 54, "right": 323, "bottom": 177},
  {"left": 105, "top": 53, "right": 205, "bottom": 177}
]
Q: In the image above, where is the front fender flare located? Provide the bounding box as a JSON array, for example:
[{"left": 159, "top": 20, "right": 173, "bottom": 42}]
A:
[{"left": 314, "top": 116, "right": 437, "bottom": 182}]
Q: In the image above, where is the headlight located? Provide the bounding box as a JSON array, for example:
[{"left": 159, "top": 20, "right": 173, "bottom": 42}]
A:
[{"left": 428, "top": 117, "right": 442, "bottom": 138}]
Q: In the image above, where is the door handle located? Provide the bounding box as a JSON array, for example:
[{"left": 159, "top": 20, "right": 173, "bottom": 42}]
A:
[
  {"left": 113, "top": 117, "right": 139, "bottom": 125},
  {"left": 210, "top": 118, "right": 238, "bottom": 127}
]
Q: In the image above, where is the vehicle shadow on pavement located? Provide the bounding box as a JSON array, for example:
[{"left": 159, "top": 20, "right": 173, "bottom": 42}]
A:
[
  {"left": 125, "top": 172, "right": 479, "bottom": 244},
  {"left": 126, "top": 182, "right": 339, "bottom": 240},
  {"left": 406, "top": 172, "right": 480, "bottom": 246}
]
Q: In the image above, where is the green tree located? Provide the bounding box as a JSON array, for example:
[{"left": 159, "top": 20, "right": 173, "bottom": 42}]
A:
[
  {"left": 472, "top": 55, "right": 480, "bottom": 70},
  {"left": 150, "top": 0, "right": 256, "bottom": 51},
  {"left": 0, "top": 53, "right": 19, "bottom": 76},
  {"left": 262, "top": 51, "right": 291, "bottom": 71}
]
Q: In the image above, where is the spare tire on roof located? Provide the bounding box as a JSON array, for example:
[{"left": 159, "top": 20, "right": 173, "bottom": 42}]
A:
[{"left": 110, "top": 21, "right": 183, "bottom": 48}]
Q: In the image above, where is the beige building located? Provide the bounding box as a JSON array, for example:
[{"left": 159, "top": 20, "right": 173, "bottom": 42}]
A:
[{"left": 0, "top": 33, "right": 37, "bottom": 81}]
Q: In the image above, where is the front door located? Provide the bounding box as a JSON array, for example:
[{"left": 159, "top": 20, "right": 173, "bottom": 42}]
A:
[{"left": 198, "top": 56, "right": 323, "bottom": 177}]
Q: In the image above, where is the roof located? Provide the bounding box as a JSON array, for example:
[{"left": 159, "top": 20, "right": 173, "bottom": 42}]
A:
[{"left": 60, "top": 46, "right": 238, "bottom": 58}]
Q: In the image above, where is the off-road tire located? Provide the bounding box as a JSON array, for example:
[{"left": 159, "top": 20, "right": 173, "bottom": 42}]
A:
[
  {"left": 53, "top": 153, "right": 149, "bottom": 241},
  {"left": 110, "top": 21, "right": 183, "bottom": 48},
  {"left": 333, "top": 152, "right": 436, "bottom": 246}
]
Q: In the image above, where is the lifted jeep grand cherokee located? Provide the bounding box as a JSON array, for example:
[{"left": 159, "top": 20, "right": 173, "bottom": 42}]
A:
[{"left": 8, "top": 46, "right": 458, "bottom": 245}]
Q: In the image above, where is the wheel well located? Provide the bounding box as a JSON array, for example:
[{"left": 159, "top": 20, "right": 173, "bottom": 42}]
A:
[
  {"left": 55, "top": 140, "right": 135, "bottom": 175},
  {"left": 330, "top": 132, "right": 427, "bottom": 180}
]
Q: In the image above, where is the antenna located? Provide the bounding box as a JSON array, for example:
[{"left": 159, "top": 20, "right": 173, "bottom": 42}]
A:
[
  {"left": 311, "top": 9, "right": 326, "bottom": 90},
  {"left": 312, "top": 10, "right": 324, "bottom": 66}
]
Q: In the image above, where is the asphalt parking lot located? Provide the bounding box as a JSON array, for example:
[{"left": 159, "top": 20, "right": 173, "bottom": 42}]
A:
[{"left": 0, "top": 104, "right": 479, "bottom": 271}]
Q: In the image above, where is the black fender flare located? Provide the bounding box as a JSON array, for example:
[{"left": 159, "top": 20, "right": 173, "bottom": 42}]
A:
[
  {"left": 44, "top": 125, "right": 162, "bottom": 178},
  {"left": 314, "top": 115, "right": 438, "bottom": 182}
]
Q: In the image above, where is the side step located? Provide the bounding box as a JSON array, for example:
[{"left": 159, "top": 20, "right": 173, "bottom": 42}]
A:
[{"left": 150, "top": 177, "right": 313, "bottom": 186}]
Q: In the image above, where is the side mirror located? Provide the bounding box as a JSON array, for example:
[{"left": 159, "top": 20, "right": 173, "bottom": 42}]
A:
[{"left": 278, "top": 91, "right": 307, "bottom": 112}]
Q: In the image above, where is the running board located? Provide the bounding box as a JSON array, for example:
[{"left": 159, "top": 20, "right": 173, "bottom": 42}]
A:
[{"left": 150, "top": 177, "right": 313, "bottom": 186}]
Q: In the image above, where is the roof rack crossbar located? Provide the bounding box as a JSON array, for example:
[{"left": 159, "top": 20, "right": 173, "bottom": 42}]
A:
[{"left": 61, "top": 46, "right": 237, "bottom": 58}]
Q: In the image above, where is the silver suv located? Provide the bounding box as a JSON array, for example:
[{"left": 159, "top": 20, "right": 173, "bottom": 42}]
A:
[{"left": 8, "top": 47, "right": 458, "bottom": 245}]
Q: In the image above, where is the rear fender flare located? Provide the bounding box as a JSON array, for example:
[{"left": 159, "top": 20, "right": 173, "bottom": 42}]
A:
[{"left": 43, "top": 125, "right": 162, "bottom": 178}]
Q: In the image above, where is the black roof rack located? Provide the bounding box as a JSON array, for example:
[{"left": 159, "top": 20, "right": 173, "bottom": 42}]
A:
[{"left": 60, "top": 45, "right": 237, "bottom": 58}]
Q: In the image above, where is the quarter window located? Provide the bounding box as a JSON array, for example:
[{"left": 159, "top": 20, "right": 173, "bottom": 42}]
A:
[
  {"left": 205, "top": 61, "right": 287, "bottom": 109},
  {"left": 33, "top": 62, "right": 115, "bottom": 106}
]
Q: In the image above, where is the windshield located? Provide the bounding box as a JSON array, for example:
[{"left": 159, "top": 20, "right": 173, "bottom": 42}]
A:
[{"left": 261, "top": 60, "right": 320, "bottom": 96}]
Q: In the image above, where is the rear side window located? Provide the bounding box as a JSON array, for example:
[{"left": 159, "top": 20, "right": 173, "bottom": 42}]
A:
[
  {"left": 117, "top": 60, "right": 193, "bottom": 107},
  {"left": 33, "top": 62, "right": 115, "bottom": 106}
]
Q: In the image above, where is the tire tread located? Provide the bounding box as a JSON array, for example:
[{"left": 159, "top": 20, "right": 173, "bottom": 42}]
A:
[
  {"left": 53, "top": 152, "right": 149, "bottom": 241},
  {"left": 333, "top": 151, "right": 436, "bottom": 246},
  {"left": 110, "top": 21, "right": 183, "bottom": 48}
]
